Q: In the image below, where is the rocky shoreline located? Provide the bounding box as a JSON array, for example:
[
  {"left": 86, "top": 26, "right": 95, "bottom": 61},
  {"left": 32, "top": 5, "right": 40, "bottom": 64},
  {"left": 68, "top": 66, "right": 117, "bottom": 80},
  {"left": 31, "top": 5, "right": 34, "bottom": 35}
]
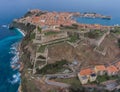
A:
[{"left": 9, "top": 19, "right": 37, "bottom": 91}]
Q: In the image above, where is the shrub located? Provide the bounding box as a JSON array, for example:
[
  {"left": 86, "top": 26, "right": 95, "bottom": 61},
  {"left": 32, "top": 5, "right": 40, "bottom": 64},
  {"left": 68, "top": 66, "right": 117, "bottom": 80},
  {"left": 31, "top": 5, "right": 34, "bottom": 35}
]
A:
[
  {"left": 38, "top": 45, "right": 46, "bottom": 53},
  {"left": 37, "top": 26, "right": 42, "bottom": 33},
  {"left": 30, "top": 32, "right": 35, "bottom": 40},
  {"left": 118, "top": 39, "right": 120, "bottom": 48},
  {"left": 36, "top": 60, "right": 68, "bottom": 74}
]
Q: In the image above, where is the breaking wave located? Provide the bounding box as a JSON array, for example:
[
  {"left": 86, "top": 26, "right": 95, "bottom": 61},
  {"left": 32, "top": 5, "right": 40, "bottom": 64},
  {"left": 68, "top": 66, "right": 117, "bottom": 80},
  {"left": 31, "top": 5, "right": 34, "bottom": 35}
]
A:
[
  {"left": 8, "top": 43, "right": 21, "bottom": 85},
  {"left": 10, "top": 43, "right": 20, "bottom": 70},
  {"left": 8, "top": 28, "right": 24, "bottom": 88},
  {"left": 8, "top": 73, "right": 21, "bottom": 85},
  {"left": 1, "top": 24, "right": 8, "bottom": 28},
  {"left": 16, "top": 28, "right": 25, "bottom": 37}
]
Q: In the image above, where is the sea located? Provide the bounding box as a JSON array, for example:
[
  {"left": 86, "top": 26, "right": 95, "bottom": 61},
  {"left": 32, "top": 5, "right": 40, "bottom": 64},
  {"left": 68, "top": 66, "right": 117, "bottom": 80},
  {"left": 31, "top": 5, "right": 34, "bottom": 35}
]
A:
[{"left": 0, "top": 0, "right": 120, "bottom": 92}]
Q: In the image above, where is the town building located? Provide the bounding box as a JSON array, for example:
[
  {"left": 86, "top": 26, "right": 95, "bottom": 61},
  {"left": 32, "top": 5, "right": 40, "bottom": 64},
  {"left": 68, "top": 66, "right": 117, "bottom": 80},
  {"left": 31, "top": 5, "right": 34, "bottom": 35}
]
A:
[
  {"left": 106, "top": 65, "right": 118, "bottom": 76},
  {"left": 94, "top": 65, "right": 106, "bottom": 75},
  {"left": 78, "top": 68, "right": 97, "bottom": 84},
  {"left": 115, "top": 62, "right": 120, "bottom": 70}
]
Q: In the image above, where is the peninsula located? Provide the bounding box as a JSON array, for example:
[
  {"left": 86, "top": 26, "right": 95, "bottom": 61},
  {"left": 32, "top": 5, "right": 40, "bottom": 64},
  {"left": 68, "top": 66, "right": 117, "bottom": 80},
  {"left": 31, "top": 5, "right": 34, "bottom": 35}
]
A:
[
  {"left": 10, "top": 9, "right": 120, "bottom": 92},
  {"left": 75, "top": 12, "right": 112, "bottom": 20}
]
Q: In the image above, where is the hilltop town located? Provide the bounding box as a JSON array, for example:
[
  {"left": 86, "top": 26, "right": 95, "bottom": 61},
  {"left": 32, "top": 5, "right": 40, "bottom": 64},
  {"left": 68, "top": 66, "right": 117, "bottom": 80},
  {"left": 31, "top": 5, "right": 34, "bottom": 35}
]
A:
[{"left": 10, "top": 9, "right": 120, "bottom": 92}]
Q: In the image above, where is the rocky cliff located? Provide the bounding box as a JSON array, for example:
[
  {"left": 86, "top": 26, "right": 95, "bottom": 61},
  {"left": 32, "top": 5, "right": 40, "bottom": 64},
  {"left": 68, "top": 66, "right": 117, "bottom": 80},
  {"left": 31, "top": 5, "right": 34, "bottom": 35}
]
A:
[
  {"left": 10, "top": 20, "right": 42, "bottom": 92},
  {"left": 9, "top": 20, "right": 36, "bottom": 34}
]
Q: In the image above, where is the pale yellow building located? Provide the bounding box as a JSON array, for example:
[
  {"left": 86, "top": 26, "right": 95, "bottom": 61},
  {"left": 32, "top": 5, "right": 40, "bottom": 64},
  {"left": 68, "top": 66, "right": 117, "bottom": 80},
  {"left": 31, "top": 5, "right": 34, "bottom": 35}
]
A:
[
  {"left": 115, "top": 62, "right": 120, "bottom": 70},
  {"left": 95, "top": 65, "right": 106, "bottom": 75},
  {"left": 78, "top": 68, "right": 97, "bottom": 84},
  {"left": 106, "top": 65, "right": 118, "bottom": 76},
  {"left": 89, "top": 73, "right": 97, "bottom": 82}
]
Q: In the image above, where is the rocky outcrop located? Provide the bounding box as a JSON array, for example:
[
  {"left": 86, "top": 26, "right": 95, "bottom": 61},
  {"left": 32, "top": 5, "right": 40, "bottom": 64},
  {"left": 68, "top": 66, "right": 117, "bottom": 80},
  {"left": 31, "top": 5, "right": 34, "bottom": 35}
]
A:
[
  {"left": 9, "top": 20, "right": 36, "bottom": 34},
  {"left": 10, "top": 20, "right": 40, "bottom": 92}
]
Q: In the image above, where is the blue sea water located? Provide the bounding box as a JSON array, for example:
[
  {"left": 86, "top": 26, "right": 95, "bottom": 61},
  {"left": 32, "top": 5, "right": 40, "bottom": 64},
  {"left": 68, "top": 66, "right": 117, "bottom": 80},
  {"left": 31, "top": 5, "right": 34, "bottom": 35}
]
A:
[
  {"left": 0, "top": 0, "right": 120, "bottom": 92},
  {"left": 0, "top": 27, "right": 23, "bottom": 92}
]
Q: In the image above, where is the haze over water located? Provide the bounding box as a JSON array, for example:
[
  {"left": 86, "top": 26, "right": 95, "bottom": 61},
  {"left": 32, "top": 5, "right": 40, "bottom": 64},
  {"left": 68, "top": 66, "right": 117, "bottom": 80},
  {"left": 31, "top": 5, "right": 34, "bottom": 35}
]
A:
[
  {"left": 1, "top": 0, "right": 120, "bottom": 25},
  {"left": 0, "top": 0, "right": 120, "bottom": 92}
]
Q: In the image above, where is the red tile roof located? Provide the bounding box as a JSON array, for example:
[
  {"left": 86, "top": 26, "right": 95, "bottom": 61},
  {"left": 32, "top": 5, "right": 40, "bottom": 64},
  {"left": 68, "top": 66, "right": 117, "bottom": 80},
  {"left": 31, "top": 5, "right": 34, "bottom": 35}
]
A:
[
  {"left": 95, "top": 65, "right": 106, "bottom": 71},
  {"left": 106, "top": 65, "right": 118, "bottom": 73},
  {"left": 80, "top": 68, "right": 93, "bottom": 76},
  {"left": 115, "top": 62, "right": 120, "bottom": 69}
]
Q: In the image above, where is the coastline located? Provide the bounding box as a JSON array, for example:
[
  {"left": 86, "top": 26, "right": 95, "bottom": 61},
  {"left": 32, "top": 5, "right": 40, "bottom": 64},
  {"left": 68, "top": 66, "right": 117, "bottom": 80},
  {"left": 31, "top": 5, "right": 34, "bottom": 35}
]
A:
[
  {"left": 17, "top": 29, "right": 25, "bottom": 92},
  {"left": 16, "top": 28, "right": 25, "bottom": 37},
  {"left": 9, "top": 18, "right": 37, "bottom": 91},
  {"left": 10, "top": 28, "right": 25, "bottom": 70},
  {"left": 12, "top": 28, "right": 25, "bottom": 92}
]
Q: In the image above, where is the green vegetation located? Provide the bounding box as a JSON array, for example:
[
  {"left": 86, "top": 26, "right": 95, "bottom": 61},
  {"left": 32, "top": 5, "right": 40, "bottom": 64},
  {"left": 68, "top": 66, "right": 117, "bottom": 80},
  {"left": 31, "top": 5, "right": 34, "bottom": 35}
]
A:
[
  {"left": 115, "top": 27, "right": 120, "bottom": 48},
  {"left": 48, "top": 40, "right": 65, "bottom": 45},
  {"left": 22, "top": 76, "right": 39, "bottom": 92},
  {"left": 37, "top": 26, "right": 42, "bottom": 33},
  {"left": 69, "top": 81, "right": 84, "bottom": 92},
  {"left": 48, "top": 89, "right": 57, "bottom": 92},
  {"left": 85, "top": 30, "right": 104, "bottom": 39},
  {"left": 60, "top": 24, "right": 78, "bottom": 29},
  {"left": 36, "top": 60, "right": 68, "bottom": 74},
  {"left": 111, "top": 26, "right": 120, "bottom": 34},
  {"left": 97, "top": 75, "right": 118, "bottom": 83},
  {"left": 44, "top": 31, "right": 59, "bottom": 36},
  {"left": 55, "top": 77, "right": 81, "bottom": 86},
  {"left": 118, "top": 39, "right": 120, "bottom": 48},
  {"left": 38, "top": 45, "right": 46, "bottom": 53},
  {"left": 80, "top": 28, "right": 85, "bottom": 31},
  {"left": 21, "top": 53, "right": 33, "bottom": 69},
  {"left": 97, "top": 75, "right": 108, "bottom": 83},
  {"left": 30, "top": 32, "right": 35, "bottom": 40},
  {"left": 44, "top": 38, "right": 66, "bottom": 46},
  {"left": 68, "top": 34, "right": 79, "bottom": 43}
]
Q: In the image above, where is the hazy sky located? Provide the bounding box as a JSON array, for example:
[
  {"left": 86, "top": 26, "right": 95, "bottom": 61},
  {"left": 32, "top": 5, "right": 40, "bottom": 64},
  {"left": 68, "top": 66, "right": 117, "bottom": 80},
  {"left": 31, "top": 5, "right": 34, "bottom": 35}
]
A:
[
  {"left": 0, "top": 0, "right": 119, "bottom": 24},
  {"left": 0, "top": 0, "right": 119, "bottom": 12}
]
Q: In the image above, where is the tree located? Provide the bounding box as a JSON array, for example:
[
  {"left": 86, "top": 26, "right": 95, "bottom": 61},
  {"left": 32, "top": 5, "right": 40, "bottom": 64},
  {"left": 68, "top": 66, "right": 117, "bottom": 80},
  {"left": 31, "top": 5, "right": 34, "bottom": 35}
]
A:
[
  {"left": 38, "top": 26, "right": 42, "bottom": 33},
  {"left": 69, "top": 83, "right": 85, "bottom": 92},
  {"left": 117, "top": 39, "right": 120, "bottom": 48}
]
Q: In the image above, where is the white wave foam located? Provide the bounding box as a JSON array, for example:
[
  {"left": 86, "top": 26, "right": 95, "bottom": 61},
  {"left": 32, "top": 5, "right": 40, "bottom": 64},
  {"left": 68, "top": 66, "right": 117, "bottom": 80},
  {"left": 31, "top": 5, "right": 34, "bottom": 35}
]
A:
[
  {"left": 1, "top": 25, "right": 8, "bottom": 28},
  {"left": 9, "top": 50, "right": 15, "bottom": 54},
  {"left": 10, "top": 47, "right": 17, "bottom": 54},
  {"left": 10, "top": 42, "right": 20, "bottom": 70},
  {"left": 8, "top": 73, "right": 21, "bottom": 84},
  {"left": 9, "top": 38, "right": 21, "bottom": 85},
  {"left": 11, "top": 53, "right": 19, "bottom": 65},
  {"left": 16, "top": 28, "right": 25, "bottom": 37},
  {"left": 9, "top": 42, "right": 19, "bottom": 54},
  {"left": 10, "top": 46, "right": 16, "bottom": 50}
]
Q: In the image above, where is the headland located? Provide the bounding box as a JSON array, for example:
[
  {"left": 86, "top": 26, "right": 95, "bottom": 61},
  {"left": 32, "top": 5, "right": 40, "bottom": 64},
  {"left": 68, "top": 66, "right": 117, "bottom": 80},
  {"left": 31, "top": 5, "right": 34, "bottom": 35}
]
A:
[{"left": 10, "top": 9, "right": 120, "bottom": 92}]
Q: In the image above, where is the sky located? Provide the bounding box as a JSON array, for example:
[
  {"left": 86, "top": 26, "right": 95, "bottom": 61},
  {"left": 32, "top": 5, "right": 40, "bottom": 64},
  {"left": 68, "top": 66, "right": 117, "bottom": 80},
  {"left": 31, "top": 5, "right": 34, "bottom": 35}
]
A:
[{"left": 0, "top": 0, "right": 120, "bottom": 24}]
